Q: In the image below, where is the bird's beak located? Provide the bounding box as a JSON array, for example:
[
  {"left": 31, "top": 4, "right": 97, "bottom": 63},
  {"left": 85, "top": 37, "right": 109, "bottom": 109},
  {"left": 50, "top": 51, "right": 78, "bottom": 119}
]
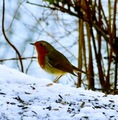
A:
[{"left": 30, "top": 43, "right": 35, "bottom": 45}]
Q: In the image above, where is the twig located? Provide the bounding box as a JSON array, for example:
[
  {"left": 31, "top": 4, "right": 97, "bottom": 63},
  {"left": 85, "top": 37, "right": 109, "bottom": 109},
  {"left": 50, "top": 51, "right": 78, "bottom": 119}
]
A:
[
  {"left": 0, "top": 57, "right": 37, "bottom": 62},
  {"left": 26, "top": 1, "right": 78, "bottom": 17},
  {"left": 2, "top": 0, "right": 24, "bottom": 72},
  {"left": 14, "top": 96, "right": 29, "bottom": 105}
]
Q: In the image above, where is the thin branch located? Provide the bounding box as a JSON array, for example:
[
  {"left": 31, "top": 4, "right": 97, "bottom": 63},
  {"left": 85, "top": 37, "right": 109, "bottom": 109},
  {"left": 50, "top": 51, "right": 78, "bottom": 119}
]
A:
[
  {"left": 26, "top": 1, "right": 60, "bottom": 10},
  {"left": 26, "top": 1, "right": 78, "bottom": 17},
  {"left": 5, "top": 0, "right": 25, "bottom": 32},
  {"left": 2, "top": 0, "right": 24, "bottom": 72},
  {"left": 25, "top": 49, "right": 36, "bottom": 74},
  {"left": 0, "top": 57, "right": 37, "bottom": 62}
]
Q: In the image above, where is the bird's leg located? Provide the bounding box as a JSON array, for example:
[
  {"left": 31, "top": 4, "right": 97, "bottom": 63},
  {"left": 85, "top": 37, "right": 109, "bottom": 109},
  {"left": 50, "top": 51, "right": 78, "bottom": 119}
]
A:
[{"left": 53, "top": 75, "right": 63, "bottom": 83}]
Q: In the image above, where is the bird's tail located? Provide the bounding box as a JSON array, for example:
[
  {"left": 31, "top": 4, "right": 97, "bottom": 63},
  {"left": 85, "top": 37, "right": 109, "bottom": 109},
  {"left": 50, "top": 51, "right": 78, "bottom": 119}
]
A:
[{"left": 72, "top": 65, "right": 93, "bottom": 78}]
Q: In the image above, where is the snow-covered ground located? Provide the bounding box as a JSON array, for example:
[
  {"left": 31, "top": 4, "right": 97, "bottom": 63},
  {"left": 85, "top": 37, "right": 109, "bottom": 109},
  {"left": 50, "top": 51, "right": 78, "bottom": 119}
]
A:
[{"left": 0, "top": 64, "right": 118, "bottom": 120}]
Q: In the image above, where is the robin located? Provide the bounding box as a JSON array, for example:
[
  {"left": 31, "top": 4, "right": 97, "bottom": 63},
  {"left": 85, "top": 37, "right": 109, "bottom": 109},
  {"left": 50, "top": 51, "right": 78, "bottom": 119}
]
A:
[{"left": 30, "top": 40, "right": 89, "bottom": 82}]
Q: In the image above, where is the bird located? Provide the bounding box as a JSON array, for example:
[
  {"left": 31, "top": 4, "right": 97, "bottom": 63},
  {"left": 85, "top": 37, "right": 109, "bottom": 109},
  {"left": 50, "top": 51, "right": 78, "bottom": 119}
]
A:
[{"left": 30, "top": 40, "right": 90, "bottom": 83}]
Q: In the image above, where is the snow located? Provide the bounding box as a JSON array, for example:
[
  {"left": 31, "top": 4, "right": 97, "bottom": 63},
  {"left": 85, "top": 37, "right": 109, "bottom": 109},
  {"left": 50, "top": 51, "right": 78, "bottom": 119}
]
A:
[{"left": 0, "top": 64, "right": 118, "bottom": 120}]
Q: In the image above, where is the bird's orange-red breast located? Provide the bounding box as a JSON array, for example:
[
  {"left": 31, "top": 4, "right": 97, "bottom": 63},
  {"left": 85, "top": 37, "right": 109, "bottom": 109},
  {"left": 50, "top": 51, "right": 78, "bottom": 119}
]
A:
[{"left": 30, "top": 40, "right": 89, "bottom": 82}]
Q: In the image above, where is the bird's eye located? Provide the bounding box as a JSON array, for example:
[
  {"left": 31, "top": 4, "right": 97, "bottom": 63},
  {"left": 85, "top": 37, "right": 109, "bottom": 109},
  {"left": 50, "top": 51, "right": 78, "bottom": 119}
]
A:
[{"left": 39, "top": 43, "right": 43, "bottom": 46}]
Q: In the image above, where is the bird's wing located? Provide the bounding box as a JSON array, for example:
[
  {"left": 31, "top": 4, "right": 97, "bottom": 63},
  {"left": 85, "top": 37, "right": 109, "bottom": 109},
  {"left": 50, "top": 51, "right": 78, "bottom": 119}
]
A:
[{"left": 46, "top": 50, "right": 75, "bottom": 75}]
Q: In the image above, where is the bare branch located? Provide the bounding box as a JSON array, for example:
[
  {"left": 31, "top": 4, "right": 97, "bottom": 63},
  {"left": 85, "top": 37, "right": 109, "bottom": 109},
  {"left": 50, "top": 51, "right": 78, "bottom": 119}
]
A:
[
  {"left": 2, "top": 0, "right": 24, "bottom": 72},
  {"left": 0, "top": 57, "right": 37, "bottom": 62}
]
